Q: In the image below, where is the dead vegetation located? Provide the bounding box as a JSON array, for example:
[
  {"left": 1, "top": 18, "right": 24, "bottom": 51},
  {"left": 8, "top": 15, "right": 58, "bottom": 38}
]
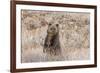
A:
[{"left": 21, "top": 10, "right": 90, "bottom": 63}]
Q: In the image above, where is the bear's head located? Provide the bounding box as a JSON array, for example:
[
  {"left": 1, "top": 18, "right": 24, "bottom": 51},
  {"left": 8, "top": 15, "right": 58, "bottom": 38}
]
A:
[{"left": 47, "top": 22, "right": 59, "bottom": 37}]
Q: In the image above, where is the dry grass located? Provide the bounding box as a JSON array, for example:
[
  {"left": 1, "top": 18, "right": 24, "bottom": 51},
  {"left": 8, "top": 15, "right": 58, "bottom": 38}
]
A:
[{"left": 21, "top": 10, "right": 90, "bottom": 63}]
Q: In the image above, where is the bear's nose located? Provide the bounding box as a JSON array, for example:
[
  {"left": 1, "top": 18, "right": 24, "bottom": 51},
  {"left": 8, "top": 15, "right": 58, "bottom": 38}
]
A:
[{"left": 51, "top": 28, "right": 55, "bottom": 31}]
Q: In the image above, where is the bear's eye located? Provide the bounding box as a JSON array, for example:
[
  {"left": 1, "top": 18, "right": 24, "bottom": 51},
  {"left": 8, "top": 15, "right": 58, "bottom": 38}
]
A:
[
  {"left": 56, "top": 24, "right": 59, "bottom": 27},
  {"left": 49, "top": 23, "right": 51, "bottom": 26}
]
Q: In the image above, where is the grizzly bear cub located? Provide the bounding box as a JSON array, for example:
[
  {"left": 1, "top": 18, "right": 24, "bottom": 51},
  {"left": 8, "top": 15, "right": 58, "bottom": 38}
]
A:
[{"left": 43, "top": 22, "right": 61, "bottom": 55}]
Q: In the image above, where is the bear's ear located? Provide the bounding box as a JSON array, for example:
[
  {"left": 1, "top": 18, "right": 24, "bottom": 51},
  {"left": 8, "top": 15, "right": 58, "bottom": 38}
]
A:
[
  {"left": 56, "top": 24, "right": 59, "bottom": 27},
  {"left": 49, "top": 23, "right": 52, "bottom": 26}
]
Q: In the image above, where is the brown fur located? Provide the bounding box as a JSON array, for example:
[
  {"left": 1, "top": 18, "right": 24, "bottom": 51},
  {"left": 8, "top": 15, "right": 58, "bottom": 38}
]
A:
[{"left": 43, "top": 23, "right": 61, "bottom": 55}]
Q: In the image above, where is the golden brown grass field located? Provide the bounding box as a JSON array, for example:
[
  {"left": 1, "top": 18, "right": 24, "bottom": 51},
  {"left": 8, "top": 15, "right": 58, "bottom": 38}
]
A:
[{"left": 21, "top": 10, "right": 90, "bottom": 63}]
